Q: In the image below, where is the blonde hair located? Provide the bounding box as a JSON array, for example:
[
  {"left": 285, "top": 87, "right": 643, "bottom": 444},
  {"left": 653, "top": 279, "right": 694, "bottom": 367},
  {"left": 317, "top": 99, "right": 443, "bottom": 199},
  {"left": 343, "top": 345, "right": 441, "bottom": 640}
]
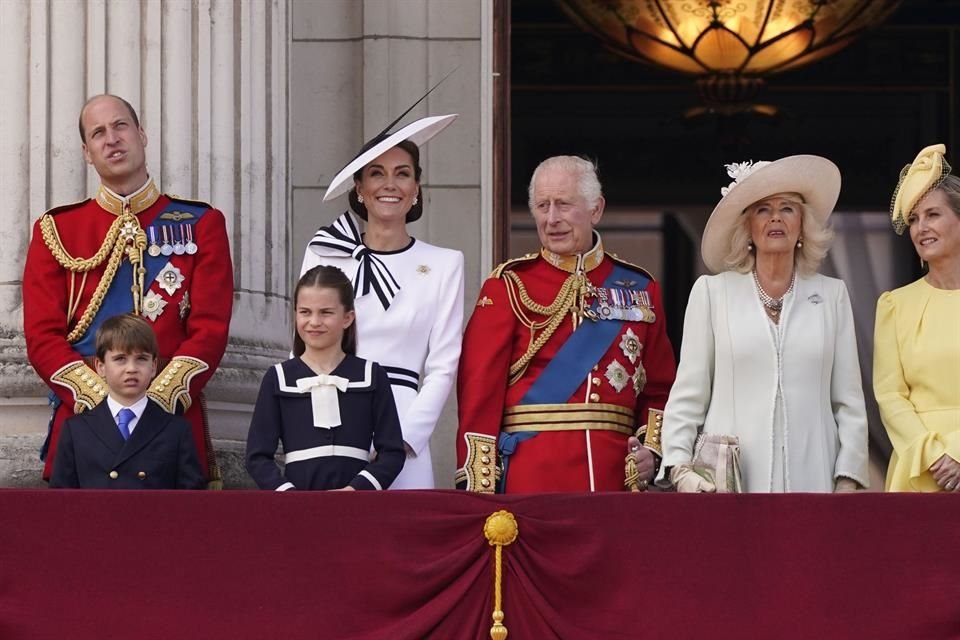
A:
[
  {"left": 723, "top": 193, "right": 834, "bottom": 276},
  {"left": 932, "top": 174, "right": 960, "bottom": 218}
]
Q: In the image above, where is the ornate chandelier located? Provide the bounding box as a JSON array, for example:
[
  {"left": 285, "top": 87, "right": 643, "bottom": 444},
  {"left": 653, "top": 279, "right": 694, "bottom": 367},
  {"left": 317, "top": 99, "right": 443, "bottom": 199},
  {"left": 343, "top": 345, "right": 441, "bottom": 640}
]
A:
[{"left": 555, "top": 0, "right": 903, "bottom": 115}]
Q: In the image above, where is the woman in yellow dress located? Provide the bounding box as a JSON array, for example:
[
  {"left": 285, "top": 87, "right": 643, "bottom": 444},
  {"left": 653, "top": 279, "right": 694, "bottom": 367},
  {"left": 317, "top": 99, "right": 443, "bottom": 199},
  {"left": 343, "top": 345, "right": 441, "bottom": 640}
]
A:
[{"left": 875, "top": 144, "right": 960, "bottom": 491}]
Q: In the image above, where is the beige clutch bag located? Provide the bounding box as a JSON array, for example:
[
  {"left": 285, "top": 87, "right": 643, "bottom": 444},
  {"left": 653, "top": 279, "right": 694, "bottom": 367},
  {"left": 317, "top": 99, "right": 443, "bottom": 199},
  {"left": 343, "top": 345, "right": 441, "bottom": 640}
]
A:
[{"left": 692, "top": 433, "right": 743, "bottom": 493}]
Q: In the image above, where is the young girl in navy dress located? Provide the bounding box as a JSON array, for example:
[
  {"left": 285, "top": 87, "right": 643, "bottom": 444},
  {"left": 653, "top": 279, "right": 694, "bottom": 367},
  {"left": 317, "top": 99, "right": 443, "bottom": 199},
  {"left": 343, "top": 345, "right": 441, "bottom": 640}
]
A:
[{"left": 245, "top": 266, "right": 405, "bottom": 490}]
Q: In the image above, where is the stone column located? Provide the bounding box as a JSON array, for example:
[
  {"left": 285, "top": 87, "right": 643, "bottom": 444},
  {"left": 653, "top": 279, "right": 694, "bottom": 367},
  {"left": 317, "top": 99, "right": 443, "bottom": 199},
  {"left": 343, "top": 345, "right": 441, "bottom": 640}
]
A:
[{"left": 0, "top": 0, "right": 290, "bottom": 487}]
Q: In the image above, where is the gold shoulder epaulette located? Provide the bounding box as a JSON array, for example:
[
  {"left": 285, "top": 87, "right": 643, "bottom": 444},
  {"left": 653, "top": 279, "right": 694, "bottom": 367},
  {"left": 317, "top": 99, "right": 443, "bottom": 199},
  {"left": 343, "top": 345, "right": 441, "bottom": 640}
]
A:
[
  {"left": 490, "top": 253, "right": 538, "bottom": 279},
  {"left": 43, "top": 199, "right": 91, "bottom": 217},
  {"left": 166, "top": 194, "right": 212, "bottom": 209},
  {"left": 606, "top": 252, "right": 655, "bottom": 281}
]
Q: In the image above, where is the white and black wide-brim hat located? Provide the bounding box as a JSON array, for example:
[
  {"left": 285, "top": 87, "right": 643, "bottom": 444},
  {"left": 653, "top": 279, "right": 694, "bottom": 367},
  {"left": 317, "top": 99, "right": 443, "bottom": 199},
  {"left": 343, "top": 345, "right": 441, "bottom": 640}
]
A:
[
  {"left": 322, "top": 114, "right": 457, "bottom": 202},
  {"left": 701, "top": 155, "right": 841, "bottom": 273}
]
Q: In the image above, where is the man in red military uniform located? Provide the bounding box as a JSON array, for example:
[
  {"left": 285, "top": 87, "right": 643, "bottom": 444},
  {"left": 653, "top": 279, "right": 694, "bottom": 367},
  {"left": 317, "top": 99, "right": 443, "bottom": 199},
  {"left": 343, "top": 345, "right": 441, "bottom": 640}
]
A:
[
  {"left": 456, "top": 156, "right": 676, "bottom": 493},
  {"left": 23, "top": 94, "right": 233, "bottom": 484}
]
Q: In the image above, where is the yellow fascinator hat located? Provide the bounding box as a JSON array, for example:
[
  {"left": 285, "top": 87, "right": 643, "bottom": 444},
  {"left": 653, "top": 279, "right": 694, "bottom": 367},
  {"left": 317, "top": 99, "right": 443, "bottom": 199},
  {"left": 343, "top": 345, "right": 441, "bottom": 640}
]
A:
[{"left": 890, "top": 144, "right": 953, "bottom": 235}]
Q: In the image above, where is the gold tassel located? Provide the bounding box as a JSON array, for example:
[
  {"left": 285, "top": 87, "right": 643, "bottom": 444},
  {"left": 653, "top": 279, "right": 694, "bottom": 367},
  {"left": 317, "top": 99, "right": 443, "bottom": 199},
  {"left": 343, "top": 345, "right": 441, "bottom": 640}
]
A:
[{"left": 484, "top": 510, "right": 518, "bottom": 640}]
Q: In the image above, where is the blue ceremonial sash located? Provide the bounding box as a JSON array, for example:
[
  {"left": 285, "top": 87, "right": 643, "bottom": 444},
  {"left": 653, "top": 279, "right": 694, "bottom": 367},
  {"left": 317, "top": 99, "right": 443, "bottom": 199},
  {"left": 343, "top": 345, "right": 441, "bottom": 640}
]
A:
[
  {"left": 497, "top": 263, "right": 650, "bottom": 490},
  {"left": 72, "top": 201, "right": 209, "bottom": 356},
  {"left": 519, "top": 263, "right": 649, "bottom": 406}
]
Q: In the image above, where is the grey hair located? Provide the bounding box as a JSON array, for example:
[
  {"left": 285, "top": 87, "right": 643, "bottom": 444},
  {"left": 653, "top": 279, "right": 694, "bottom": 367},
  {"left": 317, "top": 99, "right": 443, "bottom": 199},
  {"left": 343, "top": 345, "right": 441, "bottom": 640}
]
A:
[
  {"left": 724, "top": 194, "right": 835, "bottom": 277},
  {"left": 527, "top": 155, "right": 603, "bottom": 211}
]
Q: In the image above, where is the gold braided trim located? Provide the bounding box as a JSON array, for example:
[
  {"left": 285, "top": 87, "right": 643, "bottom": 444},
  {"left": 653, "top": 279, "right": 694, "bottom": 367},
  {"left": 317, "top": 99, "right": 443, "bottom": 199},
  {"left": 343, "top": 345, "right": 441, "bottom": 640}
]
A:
[
  {"left": 454, "top": 432, "right": 498, "bottom": 493},
  {"left": 96, "top": 180, "right": 160, "bottom": 216},
  {"left": 641, "top": 408, "right": 664, "bottom": 457},
  {"left": 503, "top": 402, "right": 635, "bottom": 433},
  {"left": 40, "top": 212, "right": 125, "bottom": 272},
  {"left": 504, "top": 270, "right": 583, "bottom": 385},
  {"left": 504, "top": 422, "right": 634, "bottom": 436},
  {"left": 50, "top": 361, "right": 108, "bottom": 412},
  {"left": 147, "top": 356, "right": 209, "bottom": 413},
  {"left": 540, "top": 239, "right": 604, "bottom": 273},
  {"left": 41, "top": 210, "right": 148, "bottom": 343}
]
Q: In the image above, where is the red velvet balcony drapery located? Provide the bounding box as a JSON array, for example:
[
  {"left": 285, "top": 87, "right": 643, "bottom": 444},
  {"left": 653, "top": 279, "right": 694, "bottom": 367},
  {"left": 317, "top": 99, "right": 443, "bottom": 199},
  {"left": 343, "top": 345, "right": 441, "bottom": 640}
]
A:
[{"left": 1, "top": 490, "right": 958, "bottom": 639}]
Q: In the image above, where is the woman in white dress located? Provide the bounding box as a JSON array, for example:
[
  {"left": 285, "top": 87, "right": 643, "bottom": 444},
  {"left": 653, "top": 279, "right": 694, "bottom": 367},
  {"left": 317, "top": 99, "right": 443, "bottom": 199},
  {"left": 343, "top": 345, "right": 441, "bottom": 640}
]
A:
[
  {"left": 658, "top": 155, "right": 869, "bottom": 493},
  {"left": 300, "top": 114, "right": 464, "bottom": 489}
]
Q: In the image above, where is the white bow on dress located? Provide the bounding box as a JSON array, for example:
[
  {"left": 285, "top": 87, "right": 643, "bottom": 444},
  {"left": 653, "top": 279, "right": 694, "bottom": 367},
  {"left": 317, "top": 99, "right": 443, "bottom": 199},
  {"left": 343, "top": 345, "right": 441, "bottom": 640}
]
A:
[{"left": 296, "top": 374, "right": 350, "bottom": 428}]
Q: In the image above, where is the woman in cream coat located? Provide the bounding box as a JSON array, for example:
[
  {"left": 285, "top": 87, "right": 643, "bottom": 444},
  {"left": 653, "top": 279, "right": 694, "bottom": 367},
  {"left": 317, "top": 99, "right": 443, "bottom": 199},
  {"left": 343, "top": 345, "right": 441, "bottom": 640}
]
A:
[{"left": 659, "top": 156, "right": 869, "bottom": 493}]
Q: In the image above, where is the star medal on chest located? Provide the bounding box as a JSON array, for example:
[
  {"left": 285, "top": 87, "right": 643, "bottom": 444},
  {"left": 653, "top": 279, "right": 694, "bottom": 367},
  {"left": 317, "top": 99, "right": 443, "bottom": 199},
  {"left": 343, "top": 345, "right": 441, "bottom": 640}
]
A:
[
  {"left": 147, "top": 226, "right": 162, "bottom": 257},
  {"left": 141, "top": 290, "right": 167, "bottom": 321},
  {"left": 156, "top": 263, "right": 185, "bottom": 296},
  {"left": 160, "top": 225, "right": 174, "bottom": 256},
  {"left": 618, "top": 328, "right": 642, "bottom": 364},
  {"left": 183, "top": 223, "right": 198, "bottom": 255}
]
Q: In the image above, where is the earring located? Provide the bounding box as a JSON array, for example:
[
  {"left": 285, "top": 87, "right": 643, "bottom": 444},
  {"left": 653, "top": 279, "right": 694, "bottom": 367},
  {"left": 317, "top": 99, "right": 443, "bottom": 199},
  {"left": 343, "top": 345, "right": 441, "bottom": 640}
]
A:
[
  {"left": 412, "top": 196, "right": 419, "bottom": 206},
  {"left": 748, "top": 242, "right": 754, "bottom": 251},
  {"left": 357, "top": 194, "right": 364, "bottom": 204},
  {"left": 920, "top": 256, "right": 926, "bottom": 269},
  {"left": 797, "top": 238, "right": 803, "bottom": 249}
]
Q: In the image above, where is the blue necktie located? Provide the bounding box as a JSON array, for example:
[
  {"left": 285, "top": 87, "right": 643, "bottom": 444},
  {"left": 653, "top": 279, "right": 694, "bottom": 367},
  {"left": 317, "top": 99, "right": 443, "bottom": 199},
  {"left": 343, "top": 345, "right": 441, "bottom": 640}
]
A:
[{"left": 117, "top": 408, "right": 135, "bottom": 441}]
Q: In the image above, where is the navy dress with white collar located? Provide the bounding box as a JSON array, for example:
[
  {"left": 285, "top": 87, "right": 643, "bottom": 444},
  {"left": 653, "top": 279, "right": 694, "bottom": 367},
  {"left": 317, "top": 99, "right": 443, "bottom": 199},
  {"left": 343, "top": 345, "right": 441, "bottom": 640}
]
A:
[{"left": 245, "top": 355, "right": 405, "bottom": 490}]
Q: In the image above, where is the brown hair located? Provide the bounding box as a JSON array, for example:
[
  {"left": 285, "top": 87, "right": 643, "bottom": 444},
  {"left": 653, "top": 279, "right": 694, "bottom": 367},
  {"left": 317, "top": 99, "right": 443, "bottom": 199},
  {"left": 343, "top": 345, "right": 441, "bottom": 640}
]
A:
[
  {"left": 293, "top": 266, "right": 357, "bottom": 356},
  {"left": 348, "top": 139, "right": 424, "bottom": 223},
  {"left": 95, "top": 314, "right": 159, "bottom": 361},
  {"left": 79, "top": 94, "right": 141, "bottom": 143}
]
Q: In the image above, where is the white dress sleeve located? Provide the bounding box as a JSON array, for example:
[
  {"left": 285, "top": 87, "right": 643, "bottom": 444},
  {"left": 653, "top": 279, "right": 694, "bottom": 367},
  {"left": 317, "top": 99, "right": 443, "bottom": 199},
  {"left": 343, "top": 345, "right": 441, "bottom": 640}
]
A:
[{"left": 402, "top": 250, "right": 465, "bottom": 456}]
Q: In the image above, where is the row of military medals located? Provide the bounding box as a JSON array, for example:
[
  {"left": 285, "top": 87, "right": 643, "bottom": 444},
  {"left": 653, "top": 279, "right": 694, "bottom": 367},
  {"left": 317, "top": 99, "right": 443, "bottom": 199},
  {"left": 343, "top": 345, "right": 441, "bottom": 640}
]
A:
[{"left": 146, "top": 224, "right": 198, "bottom": 257}]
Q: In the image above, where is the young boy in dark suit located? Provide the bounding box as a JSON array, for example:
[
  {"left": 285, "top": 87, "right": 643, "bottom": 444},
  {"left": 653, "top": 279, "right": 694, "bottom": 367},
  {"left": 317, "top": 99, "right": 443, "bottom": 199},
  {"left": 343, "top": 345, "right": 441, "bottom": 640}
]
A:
[{"left": 50, "top": 314, "right": 205, "bottom": 489}]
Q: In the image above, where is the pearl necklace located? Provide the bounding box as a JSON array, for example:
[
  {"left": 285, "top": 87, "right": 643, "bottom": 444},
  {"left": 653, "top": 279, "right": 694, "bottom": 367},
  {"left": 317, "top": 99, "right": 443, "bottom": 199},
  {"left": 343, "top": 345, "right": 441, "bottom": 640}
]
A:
[{"left": 753, "top": 269, "right": 795, "bottom": 323}]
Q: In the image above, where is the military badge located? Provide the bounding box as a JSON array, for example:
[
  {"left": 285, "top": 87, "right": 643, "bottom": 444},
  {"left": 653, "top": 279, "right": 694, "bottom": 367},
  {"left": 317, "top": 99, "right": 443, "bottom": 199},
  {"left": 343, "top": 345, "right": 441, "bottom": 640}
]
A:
[
  {"left": 619, "top": 328, "right": 642, "bottom": 364},
  {"left": 183, "top": 223, "right": 198, "bottom": 254},
  {"left": 595, "top": 286, "right": 655, "bottom": 322},
  {"left": 159, "top": 210, "right": 196, "bottom": 221},
  {"left": 120, "top": 220, "right": 139, "bottom": 244},
  {"left": 142, "top": 290, "right": 168, "bottom": 322},
  {"left": 147, "top": 226, "right": 162, "bottom": 257},
  {"left": 632, "top": 363, "right": 647, "bottom": 396},
  {"left": 172, "top": 225, "right": 186, "bottom": 255},
  {"left": 417, "top": 264, "right": 431, "bottom": 275},
  {"left": 605, "top": 360, "right": 630, "bottom": 393},
  {"left": 179, "top": 291, "right": 191, "bottom": 320},
  {"left": 160, "top": 226, "right": 174, "bottom": 256},
  {"left": 157, "top": 263, "right": 185, "bottom": 296},
  {"left": 476, "top": 296, "right": 494, "bottom": 308}
]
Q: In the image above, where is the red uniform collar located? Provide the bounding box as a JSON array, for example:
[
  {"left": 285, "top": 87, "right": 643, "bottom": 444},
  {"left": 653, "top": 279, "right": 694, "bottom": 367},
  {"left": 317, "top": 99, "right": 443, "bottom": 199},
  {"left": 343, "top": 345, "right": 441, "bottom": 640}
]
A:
[
  {"left": 540, "top": 233, "right": 605, "bottom": 274},
  {"left": 95, "top": 178, "right": 161, "bottom": 216}
]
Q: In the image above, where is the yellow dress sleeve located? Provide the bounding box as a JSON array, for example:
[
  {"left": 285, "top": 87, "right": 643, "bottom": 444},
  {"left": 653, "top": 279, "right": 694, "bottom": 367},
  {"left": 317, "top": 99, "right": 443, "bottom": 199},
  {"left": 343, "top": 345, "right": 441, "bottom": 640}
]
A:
[{"left": 873, "top": 291, "right": 942, "bottom": 491}]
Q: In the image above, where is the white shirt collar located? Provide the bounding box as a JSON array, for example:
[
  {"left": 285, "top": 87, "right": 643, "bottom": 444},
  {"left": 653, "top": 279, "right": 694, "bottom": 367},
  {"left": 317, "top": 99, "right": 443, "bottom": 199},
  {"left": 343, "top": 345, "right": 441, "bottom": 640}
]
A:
[{"left": 106, "top": 395, "right": 150, "bottom": 433}]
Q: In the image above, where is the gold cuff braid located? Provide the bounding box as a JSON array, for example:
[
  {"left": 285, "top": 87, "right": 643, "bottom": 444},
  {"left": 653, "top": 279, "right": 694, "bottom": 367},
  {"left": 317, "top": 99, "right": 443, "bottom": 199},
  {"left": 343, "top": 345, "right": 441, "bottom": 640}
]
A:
[
  {"left": 147, "top": 356, "right": 209, "bottom": 413},
  {"left": 455, "top": 432, "right": 498, "bottom": 493},
  {"left": 640, "top": 408, "right": 664, "bottom": 457},
  {"left": 50, "top": 361, "right": 108, "bottom": 412}
]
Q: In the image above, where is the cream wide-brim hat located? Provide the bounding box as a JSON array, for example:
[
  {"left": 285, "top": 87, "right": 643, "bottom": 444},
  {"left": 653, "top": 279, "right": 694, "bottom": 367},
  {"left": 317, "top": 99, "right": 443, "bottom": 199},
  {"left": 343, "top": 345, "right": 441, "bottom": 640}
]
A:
[
  {"left": 322, "top": 114, "right": 458, "bottom": 202},
  {"left": 700, "top": 155, "right": 841, "bottom": 273}
]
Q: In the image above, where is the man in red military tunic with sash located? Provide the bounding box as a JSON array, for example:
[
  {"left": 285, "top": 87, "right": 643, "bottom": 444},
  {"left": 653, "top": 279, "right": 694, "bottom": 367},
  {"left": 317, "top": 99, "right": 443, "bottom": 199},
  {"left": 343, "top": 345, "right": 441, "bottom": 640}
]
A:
[
  {"left": 456, "top": 156, "right": 676, "bottom": 493},
  {"left": 23, "top": 94, "right": 233, "bottom": 484}
]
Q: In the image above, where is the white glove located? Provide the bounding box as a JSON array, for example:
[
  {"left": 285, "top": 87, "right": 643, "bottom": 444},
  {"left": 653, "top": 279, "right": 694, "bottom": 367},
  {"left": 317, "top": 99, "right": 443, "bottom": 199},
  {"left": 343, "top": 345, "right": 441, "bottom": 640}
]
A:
[{"left": 670, "top": 464, "right": 716, "bottom": 493}]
